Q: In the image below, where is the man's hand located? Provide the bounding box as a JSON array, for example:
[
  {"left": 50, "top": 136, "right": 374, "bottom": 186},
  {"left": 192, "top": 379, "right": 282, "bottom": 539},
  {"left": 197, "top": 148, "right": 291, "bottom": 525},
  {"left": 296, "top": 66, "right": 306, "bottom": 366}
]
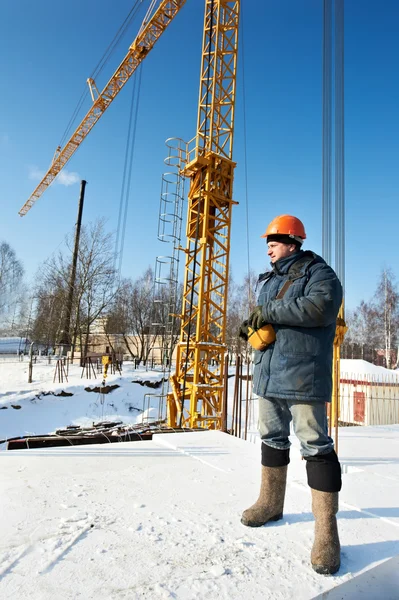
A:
[
  {"left": 238, "top": 320, "right": 249, "bottom": 341},
  {"left": 248, "top": 305, "right": 267, "bottom": 331}
]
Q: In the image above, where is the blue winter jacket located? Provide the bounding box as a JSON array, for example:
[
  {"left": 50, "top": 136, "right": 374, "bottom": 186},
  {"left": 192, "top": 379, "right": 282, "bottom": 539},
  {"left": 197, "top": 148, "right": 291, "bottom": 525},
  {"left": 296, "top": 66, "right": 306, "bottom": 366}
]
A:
[{"left": 252, "top": 250, "right": 342, "bottom": 403}]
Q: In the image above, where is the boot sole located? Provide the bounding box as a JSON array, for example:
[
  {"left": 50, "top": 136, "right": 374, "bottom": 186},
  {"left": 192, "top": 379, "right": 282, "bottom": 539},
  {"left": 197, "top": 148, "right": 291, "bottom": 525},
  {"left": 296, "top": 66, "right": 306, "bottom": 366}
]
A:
[
  {"left": 241, "top": 512, "right": 283, "bottom": 527},
  {"left": 312, "top": 563, "right": 340, "bottom": 576}
]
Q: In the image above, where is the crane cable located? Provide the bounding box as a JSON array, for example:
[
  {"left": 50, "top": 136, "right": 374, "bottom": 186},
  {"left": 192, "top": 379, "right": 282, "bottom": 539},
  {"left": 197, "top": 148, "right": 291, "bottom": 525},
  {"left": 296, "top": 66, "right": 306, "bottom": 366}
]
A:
[
  {"left": 179, "top": 0, "right": 216, "bottom": 428},
  {"left": 240, "top": 1, "right": 251, "bottom": 307},
  {"left": 322, "top": 0, "right": 332, "bottom": 266},
  {"left": 59, "top": 0, "right": 144, "bottom": 149},
  {"left": 239, "top": 0, "right": 253, "bottom": 388},
  {"left": 114, "top": 66, "right": 143, "bottom": 281},
  {"left": 335, "top": 0, "right": 345, "bottom": 293}
]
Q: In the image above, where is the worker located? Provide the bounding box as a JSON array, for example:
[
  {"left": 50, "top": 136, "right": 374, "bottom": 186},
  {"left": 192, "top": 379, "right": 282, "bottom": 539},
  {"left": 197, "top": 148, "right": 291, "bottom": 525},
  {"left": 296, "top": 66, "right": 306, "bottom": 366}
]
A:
[{"left": 240, "top": 214, "right": 343, "bottom": 575}]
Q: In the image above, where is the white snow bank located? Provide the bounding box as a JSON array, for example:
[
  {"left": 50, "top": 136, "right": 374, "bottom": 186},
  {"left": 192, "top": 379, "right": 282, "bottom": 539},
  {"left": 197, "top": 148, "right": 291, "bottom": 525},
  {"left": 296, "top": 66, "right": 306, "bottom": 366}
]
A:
[{"left": 340, "top": 359, "right": 399, "bottom": 380}]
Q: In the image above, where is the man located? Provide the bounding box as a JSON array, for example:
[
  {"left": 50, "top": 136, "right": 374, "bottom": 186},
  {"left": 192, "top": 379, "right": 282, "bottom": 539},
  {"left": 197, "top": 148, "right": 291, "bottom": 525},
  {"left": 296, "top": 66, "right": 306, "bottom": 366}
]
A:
[{"left": 240, "top": 214, "right": 343, "bottom": 575}]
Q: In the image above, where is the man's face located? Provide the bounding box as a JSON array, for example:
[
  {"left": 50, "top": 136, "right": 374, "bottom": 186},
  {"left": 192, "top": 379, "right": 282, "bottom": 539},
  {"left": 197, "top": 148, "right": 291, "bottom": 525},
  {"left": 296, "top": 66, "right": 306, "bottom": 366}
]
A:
[{"left": 267, "top": 241, "right": 297, "bottom": 263}]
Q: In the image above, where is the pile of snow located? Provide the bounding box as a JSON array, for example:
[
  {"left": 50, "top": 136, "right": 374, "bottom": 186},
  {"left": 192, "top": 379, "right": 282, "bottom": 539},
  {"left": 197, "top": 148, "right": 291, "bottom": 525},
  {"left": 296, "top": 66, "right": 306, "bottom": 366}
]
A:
[{"left": 340, "top": 359, "right": 399, "bottom": 381}]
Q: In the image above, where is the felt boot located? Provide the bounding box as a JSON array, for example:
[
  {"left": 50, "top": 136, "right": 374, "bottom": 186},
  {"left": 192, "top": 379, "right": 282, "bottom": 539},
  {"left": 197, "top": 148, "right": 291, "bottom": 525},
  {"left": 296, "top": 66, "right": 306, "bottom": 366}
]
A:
[
  {"left": 311, "top": 489, "right": 341, "bottom": 575},
  {"left": 241, "top": 464, "right": 288, "bottom": 527}
]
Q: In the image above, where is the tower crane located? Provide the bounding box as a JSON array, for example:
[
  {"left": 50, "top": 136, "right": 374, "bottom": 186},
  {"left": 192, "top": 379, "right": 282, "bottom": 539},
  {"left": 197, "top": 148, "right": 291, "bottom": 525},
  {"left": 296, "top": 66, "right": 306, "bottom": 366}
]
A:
[{"left": 19, "top": 0, "right": 241, "bottom": 431}]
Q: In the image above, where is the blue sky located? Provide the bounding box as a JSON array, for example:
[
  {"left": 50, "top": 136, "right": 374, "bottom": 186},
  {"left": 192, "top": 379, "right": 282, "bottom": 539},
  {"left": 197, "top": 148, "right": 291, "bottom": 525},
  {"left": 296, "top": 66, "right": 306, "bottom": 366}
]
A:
[{"left": 1, "top": 0, "right": 398, "bottom": 310}]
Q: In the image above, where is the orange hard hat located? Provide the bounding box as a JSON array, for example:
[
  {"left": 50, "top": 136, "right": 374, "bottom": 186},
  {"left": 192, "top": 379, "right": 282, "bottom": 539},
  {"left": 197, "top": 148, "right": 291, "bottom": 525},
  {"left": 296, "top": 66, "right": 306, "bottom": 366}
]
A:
[{"left": 261, "top": 215, "right": 306, "bottom": 240}]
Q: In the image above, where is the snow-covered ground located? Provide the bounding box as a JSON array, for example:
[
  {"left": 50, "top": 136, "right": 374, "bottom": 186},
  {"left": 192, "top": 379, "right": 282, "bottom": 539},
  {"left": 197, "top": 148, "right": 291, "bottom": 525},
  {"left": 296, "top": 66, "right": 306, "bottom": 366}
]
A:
[
  {"left": 0, "top": 359, "right": 167, "bottom": 444},
  {"left": 0, "top": 359, "right": 398, "bottom": 599},
  {"left": 1, "top": 428, "right": 399, "bottom": 599}
]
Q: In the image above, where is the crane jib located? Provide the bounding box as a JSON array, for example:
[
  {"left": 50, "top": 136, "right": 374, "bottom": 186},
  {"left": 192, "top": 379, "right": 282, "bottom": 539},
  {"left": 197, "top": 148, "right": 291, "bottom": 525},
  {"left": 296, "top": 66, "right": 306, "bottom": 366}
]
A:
[{"left": 19, "top": 0, "right": 187, "bottom": 216}]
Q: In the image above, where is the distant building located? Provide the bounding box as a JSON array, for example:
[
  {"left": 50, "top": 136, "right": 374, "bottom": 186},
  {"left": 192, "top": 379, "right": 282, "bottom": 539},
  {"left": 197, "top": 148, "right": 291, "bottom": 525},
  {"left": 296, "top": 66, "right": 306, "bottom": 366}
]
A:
[
  {"left": 70, "top": 332, "right": 177, "bottom": 365},
  {"left": 339, "top": 359, "right": 399, "bottom": 426},
  {"left": 0, "top": 337, "right": 29, "bottom": 355}
]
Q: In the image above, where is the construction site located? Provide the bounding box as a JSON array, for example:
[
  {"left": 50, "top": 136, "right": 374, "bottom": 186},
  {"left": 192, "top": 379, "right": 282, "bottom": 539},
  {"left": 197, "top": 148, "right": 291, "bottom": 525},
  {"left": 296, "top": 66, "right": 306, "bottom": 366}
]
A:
[{"left": 1, "top": 1, "right": 399, "bottom": 599}]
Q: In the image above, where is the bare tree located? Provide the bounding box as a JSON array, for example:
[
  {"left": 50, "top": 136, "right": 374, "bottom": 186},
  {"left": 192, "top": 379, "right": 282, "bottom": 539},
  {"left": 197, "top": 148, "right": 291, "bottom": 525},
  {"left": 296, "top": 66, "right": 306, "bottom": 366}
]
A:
[
  {"left": 32, "top": 278, "right": 69, "bottom": 352},
  {"left": 342, "top": 302, "right": 379, "bottom": 362},
  {"left": 103, "top": 278, "right": 132, "bottom": 356},
  {"left": 31, "top": 219, "right": 116, "bottom": 359},
  {"left": 122, "top": 268, "right": 158, "bottom": 364},
  {"left": 76, "top": 219, "right": 116, "bottom": 360},
  {"left": 374, "top": 268, "right": 399, "bottom": 368},
  {"left": 343, "top": 269, "right": 399, "bottom": 367},
  {"left": 226, "top": 269, "right": 258, "bottom": 359},
  {"left": 105, "top": 270, "right": 183, "bottom": 364},
  {"left": 31, "top": 245, "right": 71, "bottom": 351},
  {"left": 0, "top": 241, "right": 25, "bottom": 332},
  {"left": 344, "top": 301, "right": 379, "bottom": 348}
]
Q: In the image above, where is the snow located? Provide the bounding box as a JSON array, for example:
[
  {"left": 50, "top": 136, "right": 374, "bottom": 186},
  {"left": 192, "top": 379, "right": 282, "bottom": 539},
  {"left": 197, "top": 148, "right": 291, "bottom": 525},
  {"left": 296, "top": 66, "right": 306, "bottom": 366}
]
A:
[
  {"left": 0, "top": 359, "right": 399, "bottom": 599},
  {"left": 341, "top": 358, "right": 399, "bottom": 380},
  {"left": 0, "top": 359, "right": 164, "bottom": 443}
]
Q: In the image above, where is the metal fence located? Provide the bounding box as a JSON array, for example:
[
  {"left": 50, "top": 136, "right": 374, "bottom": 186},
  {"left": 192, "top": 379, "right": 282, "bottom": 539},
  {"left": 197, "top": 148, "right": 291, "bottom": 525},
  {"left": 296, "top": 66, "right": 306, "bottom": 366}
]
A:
[{"left": 340, "top": 372, "right": 399, "bottom": 426}]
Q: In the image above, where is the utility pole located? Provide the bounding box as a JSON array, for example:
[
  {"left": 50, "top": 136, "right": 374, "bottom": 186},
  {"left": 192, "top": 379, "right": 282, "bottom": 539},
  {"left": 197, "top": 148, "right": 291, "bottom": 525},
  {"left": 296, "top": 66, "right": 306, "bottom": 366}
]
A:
[{"left": 58, "top": 180, "right": 87, "bottom": 355}]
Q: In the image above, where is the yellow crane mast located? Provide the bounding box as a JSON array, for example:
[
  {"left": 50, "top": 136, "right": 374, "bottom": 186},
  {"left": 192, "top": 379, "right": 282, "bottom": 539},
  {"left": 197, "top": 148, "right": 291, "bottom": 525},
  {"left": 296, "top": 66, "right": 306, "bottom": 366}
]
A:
[
  {"left": 167, "top": 0, "right": 240, "bottom": 429},
  {"left": 18, "top": 0, "right": 186, "bottom": 216}
]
